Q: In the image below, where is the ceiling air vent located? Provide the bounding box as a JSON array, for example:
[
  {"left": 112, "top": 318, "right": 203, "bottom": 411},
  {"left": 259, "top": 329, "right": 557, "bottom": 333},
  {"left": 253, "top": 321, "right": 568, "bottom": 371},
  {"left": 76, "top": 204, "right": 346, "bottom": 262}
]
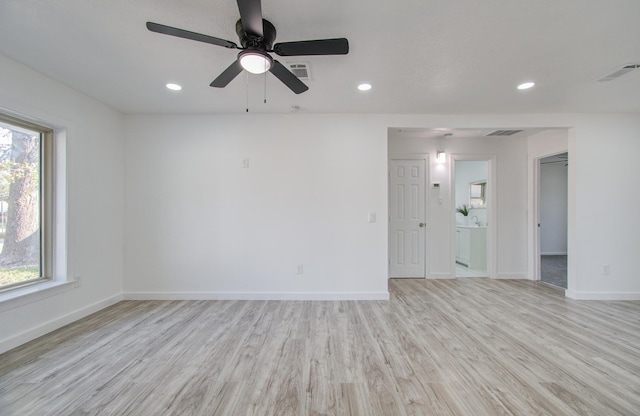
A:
[
  {"left": 288, "top": 63, "right": 311, "bottom": 80},
  {"left": 596, "top": 64, "right": 640, "bottom": 82},
  {"left": 485, "top": 129, "right": 523, "bottom": 136}
]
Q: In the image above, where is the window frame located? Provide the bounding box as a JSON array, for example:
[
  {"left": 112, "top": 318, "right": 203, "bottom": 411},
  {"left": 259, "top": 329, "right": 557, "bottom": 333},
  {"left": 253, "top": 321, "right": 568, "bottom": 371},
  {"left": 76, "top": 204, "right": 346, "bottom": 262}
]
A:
[{"left": 0, "top": 112, "right": 54, "bottom": 292}]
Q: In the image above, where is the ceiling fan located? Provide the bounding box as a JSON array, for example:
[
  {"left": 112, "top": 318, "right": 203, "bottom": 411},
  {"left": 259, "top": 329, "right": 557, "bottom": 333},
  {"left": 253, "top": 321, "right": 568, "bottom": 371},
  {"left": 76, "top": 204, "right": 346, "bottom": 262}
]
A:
[{"left": 146, "top": 0, "right": 349, "bottom": 94}]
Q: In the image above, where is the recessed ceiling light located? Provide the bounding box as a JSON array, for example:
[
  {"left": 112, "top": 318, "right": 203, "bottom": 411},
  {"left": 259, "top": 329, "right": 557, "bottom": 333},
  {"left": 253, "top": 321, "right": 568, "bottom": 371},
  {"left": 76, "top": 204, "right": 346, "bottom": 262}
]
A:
[
  {"left": 517, "top": 82, "right": 535, "bottom": 90},
  {"left": 166, "top": 83, "right": 182, "bottom": 91},
  {"left": 358, "top": 83, "right": 372, "bottom": 91}
]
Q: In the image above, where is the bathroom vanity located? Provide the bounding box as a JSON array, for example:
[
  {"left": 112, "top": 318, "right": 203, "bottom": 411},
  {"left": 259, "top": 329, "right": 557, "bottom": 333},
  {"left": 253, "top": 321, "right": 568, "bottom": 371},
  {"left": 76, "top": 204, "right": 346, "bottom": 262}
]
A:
[{"left": 456, "top": 226, "right": 487, "bottom": 269}]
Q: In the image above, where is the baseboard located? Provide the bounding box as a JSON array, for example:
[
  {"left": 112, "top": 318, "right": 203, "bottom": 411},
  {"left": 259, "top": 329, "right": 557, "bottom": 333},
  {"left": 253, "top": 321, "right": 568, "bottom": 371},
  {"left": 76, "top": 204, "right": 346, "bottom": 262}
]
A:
[
  {"left": 541, "top": 252, "right": 568, "bottom": 256},
  {"left": 123, "top": 291, "right": 390, "bottom": 301},
  {"left": 426, "top": 273, "right": 455, "bottom": 279},
  {"left": 565, "top": 290, "right": 640, "bottom": 300},
  {"left": 0, "top": 294, "right": 123, "bottom": 355},
  {"left": 493, "top": 273, "right": 529, "bottom": 280}
]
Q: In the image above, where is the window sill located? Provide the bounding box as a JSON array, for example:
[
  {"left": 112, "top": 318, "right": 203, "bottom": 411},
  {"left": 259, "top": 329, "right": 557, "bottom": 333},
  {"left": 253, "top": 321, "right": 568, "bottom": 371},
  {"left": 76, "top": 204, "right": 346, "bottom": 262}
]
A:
[{"left": 0, "top": 280, "right": 74, "bottom": 313}]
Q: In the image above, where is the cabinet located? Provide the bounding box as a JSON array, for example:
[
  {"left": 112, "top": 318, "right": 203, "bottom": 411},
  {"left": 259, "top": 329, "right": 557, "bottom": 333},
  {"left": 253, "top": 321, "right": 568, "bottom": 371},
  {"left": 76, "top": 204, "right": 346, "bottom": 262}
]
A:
[{"left": 456, "top": 226, "right": 486, "bottom": 270}]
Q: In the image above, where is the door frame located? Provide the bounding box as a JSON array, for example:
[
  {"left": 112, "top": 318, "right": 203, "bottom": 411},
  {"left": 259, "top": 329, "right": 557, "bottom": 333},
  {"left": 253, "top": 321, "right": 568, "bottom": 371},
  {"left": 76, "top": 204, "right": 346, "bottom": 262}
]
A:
[
  {"left": 388, "top": 154, "right": 429, "bottom": 278},
  {"left": 532, "top": 151, "right": 568, "bottom": 282},
  {"left": 450, "top": 155, "right": 496, "bottom": 278}
]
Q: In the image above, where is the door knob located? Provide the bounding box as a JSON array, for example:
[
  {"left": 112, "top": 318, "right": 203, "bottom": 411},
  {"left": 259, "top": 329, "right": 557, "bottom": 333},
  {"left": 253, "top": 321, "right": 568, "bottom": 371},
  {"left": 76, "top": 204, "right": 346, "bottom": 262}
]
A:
[{"left": 419, "top": 223, "right": 426, "bottom": 228}]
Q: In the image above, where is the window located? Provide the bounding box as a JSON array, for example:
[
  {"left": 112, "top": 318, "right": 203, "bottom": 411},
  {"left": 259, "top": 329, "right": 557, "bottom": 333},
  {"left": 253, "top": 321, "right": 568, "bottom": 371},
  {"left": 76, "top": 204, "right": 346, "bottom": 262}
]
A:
[{"left": 0, "top": 113, "right": 53, "bottom": 291}]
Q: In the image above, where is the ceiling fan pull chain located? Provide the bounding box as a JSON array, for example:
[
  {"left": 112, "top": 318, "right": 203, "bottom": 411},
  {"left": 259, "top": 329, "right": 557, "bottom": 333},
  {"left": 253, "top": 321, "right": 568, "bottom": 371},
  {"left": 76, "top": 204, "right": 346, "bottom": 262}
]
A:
[
  {"left": 246, "top": 71, "right": 249, "bottom": 113},
  {"left": 264, "top": 70, "right": 267, "bottom": 104}
]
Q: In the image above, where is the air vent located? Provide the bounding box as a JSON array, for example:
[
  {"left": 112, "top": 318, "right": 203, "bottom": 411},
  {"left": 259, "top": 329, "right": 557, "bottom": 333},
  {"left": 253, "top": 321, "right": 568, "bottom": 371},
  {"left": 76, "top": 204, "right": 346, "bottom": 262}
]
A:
[
  {"left": 596, "top": 64, "right": 640, "bottom": 82},
  {"left": 288, "top": 63, "right": 310, "bottom": 80},
  {"left": 485, "top": 130, "right": 523, "bottom": 136}
]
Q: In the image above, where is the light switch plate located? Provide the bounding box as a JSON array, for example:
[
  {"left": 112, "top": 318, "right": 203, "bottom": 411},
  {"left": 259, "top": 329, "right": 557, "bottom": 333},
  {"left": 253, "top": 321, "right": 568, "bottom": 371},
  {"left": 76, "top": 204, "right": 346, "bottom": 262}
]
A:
[{"left": 368, "top": 212, "right": 377, "bottom": 223}]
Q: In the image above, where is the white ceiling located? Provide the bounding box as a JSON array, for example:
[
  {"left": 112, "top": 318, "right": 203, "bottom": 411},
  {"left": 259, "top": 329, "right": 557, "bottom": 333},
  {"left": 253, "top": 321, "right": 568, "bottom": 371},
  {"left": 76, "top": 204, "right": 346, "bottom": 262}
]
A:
[
  {"left": 387, "top": 127, "right": 549, "bottom": 140},
  {"left": 1, "top": 0, "right": 639, "bottom": 115}
]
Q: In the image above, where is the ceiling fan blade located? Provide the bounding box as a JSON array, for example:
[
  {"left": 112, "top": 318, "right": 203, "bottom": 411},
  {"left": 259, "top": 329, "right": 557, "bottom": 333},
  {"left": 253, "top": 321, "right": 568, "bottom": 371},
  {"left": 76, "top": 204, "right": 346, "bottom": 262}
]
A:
[
  {"left": 210, "top": 60, "right": 244, "bottom": 88},
  {"left": 146, "top": 22, "right": 238, "bottom": 49},
  {"left": 270, "top": 60, "right": 308, "bottom": 94},
  {"left": 273, "top": 38, "right": 349, "bottom": 56},
  {"left": 236, "top": 0, "right": 263, "bottom": 37}
]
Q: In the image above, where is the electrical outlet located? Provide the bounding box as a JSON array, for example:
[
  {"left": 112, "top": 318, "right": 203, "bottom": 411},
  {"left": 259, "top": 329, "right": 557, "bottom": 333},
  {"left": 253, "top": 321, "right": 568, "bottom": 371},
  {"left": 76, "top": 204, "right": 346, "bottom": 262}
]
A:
[
  {"left": 297, "top": 264, "right": 304, "bottom": 274},
  {"left": 242, "top": 158, "right": 250, "bottom": 168},
  {"left": 74, "top": 275, "right": 81, "bottom": 288}
]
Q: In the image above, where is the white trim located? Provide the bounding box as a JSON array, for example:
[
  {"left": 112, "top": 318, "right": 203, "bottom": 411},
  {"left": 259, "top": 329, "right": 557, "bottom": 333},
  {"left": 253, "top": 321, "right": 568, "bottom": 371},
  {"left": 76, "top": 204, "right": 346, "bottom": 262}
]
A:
[
  {"left": 123, "top": 291, "right": 390, "bottom": 301},
  {"left": 390, "top": 276, "right": 422, "bottom": 279},
  {"left": 0, "top": 280, "right": 74, "bottom": 313},
  {"left": 494, "top": 273, "right": 530, "bottom": 280},
  {"left": 530, "top": 149, "right": 569, "bottom": 282},
  {"left": 450, "top": 155, "right": 497, "bottom": 279},
  {"left": 0, "top": 105, "right": 71, "bottom": 286},
  {"left": 526, "top": 129, "right": 571, "bottom": 294},
  {"left": 0, "top": 294, "right": 122, "bottom": 354},
  {"left": 565, "top": 290, "right": 640, "bottom": 300},
  {"left": 426, "top": 272, "right": 455, "bottom": 279},
  {"left": 530, "top": 156, "right": 541, "bottom": 281},
  {"left": 53, "top": 127, "right": 69, "bottom": 282}
]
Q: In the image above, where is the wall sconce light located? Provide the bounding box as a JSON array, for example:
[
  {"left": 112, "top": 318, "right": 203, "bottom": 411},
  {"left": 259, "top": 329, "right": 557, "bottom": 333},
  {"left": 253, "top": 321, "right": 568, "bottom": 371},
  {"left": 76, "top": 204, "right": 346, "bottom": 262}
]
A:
[{"left": 436, "top": 151, "right": 446, "bottom": 163}]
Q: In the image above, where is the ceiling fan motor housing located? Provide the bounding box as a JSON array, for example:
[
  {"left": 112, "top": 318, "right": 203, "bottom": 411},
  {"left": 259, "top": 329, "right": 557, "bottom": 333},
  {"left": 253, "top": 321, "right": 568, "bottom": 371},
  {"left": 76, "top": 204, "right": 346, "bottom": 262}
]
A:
[{"left": 235, "top": 19, "right": 276, "bottom": 51}]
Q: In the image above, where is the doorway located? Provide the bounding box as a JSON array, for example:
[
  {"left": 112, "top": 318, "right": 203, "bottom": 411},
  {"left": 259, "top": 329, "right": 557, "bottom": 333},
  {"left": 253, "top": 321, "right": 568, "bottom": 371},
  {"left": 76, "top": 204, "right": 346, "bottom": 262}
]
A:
[
  {"left": 454, "top": 159, "right": 490, "bottom": 278},
  {"left": 538, "top": 153, "right": 568, "bottom": 288},
  {"left": 388, "top": 156, "right": 428, "bottom": 278}
]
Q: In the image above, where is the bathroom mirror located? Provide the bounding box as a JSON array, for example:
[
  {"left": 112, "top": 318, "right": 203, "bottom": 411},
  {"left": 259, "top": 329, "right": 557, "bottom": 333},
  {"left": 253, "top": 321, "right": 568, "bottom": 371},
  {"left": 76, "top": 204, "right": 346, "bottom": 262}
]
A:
[{"left": 469, "top": 181, "right": 486, "bottom": 207}]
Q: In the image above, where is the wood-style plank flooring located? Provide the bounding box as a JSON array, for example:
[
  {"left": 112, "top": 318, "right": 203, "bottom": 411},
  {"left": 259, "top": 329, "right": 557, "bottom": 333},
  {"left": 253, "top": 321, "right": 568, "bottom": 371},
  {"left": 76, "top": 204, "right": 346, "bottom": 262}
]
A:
[{"left": 1, "top": 279, "right": 640, "bottom": 415}]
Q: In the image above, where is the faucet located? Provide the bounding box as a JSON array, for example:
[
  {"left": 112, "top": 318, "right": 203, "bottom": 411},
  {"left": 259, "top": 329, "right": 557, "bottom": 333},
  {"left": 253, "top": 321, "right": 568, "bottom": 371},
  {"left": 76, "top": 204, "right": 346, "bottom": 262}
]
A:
[{"left": 471, "top": 215, "right": 479, "bottom": 226}]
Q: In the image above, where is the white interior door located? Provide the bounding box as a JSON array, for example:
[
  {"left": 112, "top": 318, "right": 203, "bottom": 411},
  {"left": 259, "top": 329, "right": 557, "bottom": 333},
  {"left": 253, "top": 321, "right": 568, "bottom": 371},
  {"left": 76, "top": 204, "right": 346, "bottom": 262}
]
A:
[{"left": 389, "top": 158, "right": 426, "bottom": 278}]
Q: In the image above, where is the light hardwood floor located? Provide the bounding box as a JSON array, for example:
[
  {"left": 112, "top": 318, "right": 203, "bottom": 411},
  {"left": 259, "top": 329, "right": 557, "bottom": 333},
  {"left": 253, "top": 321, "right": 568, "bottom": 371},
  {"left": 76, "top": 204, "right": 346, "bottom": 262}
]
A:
[{"left": 2, "top": 279, "right": 640, "bottom": 415}]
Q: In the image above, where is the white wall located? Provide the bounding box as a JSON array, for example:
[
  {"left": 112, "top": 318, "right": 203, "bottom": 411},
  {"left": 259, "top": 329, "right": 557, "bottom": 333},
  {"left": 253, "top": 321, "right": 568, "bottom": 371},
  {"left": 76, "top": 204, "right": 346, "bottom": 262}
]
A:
[
  {"left": 0, "top": 54, "right": 125, "bottom": 353},
  {"left": 389, "top": 135, "right": 527, "bottom": 278},
  {"left": 567, "top": 117, "right": 640, "bottom": 299},
  {"left": 540, "top": 160, "right": 568, "bottom": 254},
  {"left": 528, "top": 122, "right": 640, "bottom": 299},
  {"left": 123, "top": 114, "right": 390, "bottom": 299},
  {"left": 126, "top": 113, "right": 632, "bottom": 299}
]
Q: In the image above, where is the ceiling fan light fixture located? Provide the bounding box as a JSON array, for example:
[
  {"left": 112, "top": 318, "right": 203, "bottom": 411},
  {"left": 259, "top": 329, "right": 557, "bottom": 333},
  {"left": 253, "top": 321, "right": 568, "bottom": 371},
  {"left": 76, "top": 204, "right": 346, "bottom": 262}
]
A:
[
  {"left": 358, "top": 83, "right": 372, "bottom": 91},
  {"left": 239, "top": 51, "right": 273, "bottom": 74}
]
